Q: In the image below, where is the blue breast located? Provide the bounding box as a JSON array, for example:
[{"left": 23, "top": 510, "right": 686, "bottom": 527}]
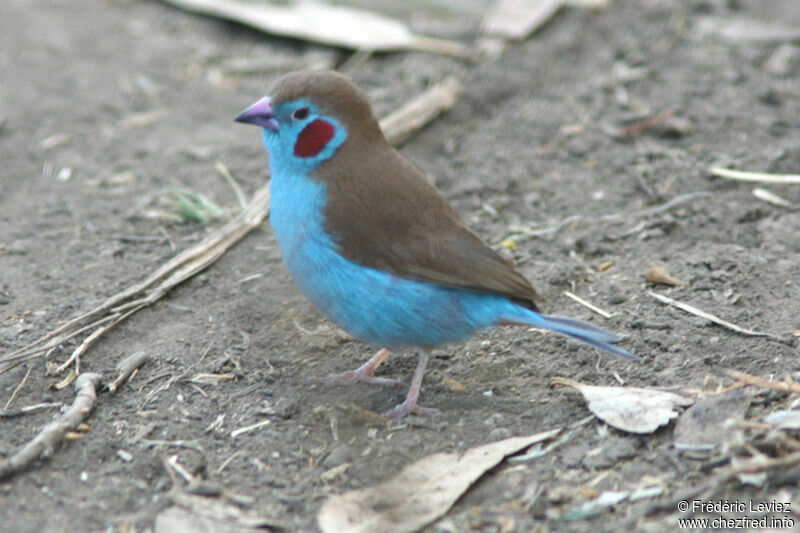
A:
[{"left": 268, "top": 168, "right": 528, "bottom": 350}]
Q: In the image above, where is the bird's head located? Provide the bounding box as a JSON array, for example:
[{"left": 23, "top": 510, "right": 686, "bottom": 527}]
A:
[{"left": 235, "top": 71, "right": 384, "bottom": 174}]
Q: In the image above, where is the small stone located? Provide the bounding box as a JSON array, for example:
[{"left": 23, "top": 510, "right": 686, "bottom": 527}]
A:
[{"left": 117, "top": 449, "right": 134, "bottom": 462}]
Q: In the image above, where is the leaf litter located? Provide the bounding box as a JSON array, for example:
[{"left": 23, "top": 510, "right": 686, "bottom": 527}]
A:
[
  {"left": 317, "top": 429, "right": 561, "bottom": 533},
  {"left": 552, "top": 378, "right": 693, "bottom": 434}
]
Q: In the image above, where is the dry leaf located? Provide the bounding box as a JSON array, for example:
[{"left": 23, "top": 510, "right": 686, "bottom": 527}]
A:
[
  {"left": 157, "top": 0, "right": 471, "bottom": 56},
  {"left": 645, "top": 264, "right": 687, "bottom": 287},
  {"left": 481, "top": 0, "right": 564, "bottom": 40},
  {"left": 442, "top": 377, "right": 467, "bottom": 392},
  {"left": 318, "top": 429, "right": 560, "bottom": 533},
  {"left": 673, "top": 390, "right": 751, "bottom": 451},
  {"left": 156, "top": 494, "right": 280, "bottom": 533},
  {"left": 763, "top": 410, "right": 800, "bottom": 430},
  {"left": 553, "top": 378, "right": 693, "bottom": 434},
  {"left": 53, "top": 368, "right": 77, "bottom": 390}
]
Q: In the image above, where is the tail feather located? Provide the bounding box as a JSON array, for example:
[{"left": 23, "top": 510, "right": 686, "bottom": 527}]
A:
[{"left": 531, "top": 313, "right": 637, "bottom": 359}]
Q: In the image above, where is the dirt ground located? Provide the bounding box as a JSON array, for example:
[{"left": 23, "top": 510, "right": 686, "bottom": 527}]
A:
[{"left": 2, "top": 0, "right": 800, "bottom": 531}]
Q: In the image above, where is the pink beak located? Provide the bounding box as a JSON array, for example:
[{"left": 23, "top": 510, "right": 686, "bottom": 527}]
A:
[{"left": 235, "top": 96, "right": 278, "bottom": 131}]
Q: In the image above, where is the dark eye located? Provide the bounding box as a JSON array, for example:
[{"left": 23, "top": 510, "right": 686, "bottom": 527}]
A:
[{"left": 292, "top": 107, "right": 310, "bottom": 120}]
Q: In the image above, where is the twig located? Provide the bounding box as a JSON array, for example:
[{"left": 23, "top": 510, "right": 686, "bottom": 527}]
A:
[
  {"left": 617, "top": 110, "right": 674, "bottom": 137},
  {"left": 709, "top": 166, "right": 800, "bottom": 185},
  {"left": 142, "top": 439, "right": 206, "bottom": 454},
  {"left": 108, "top": 351, "right": 150, "bottom": 393},
  {"left": 598, "top": 192, "right": 714, "bottom": 221},
  {"left": 725, "top": 369, "right": 800, "bottom": 394},
  {"left": 0, "top": 186, "right": 270, "bottom": 372},
  {"left": 216, "top": 161, "right": 248, "bottom": 212},
  {"left": 4, "top": 365, "right": 32, "bottom": 409},
  {"left": 216, "top": 450, "right": 242, "bottom": 474},
  {"left": 648, "top": 291, "right": 783, "bottom": 341},
  {"left": 0, "top": 373, "right": 102, "bottom": 479},
  {"left": 0, "top": 402, "right": 61, "bottom": 419},
  {"left": 752, "top": 187, "right": 794, "bottom": 208},
  {"left": 379, "top": 77, "right": 462, "bottom": 146},
  {"left": 511, "top": 192, "right": 713, "bottom": 242},
  {"left": 51, "top": 305, "right": 145, "bottom": 375},
  {"left": 563, "top": 291, "right": 613, "bottom": 319},
  {"left": 231, "top": 419, "right": 271, "bottom": 439},
  {"left": 165, "top": 454, "right": 195, "bottom": 484},
  {"left": 512, "top": 214, "right": 582, "bottom": 239}
]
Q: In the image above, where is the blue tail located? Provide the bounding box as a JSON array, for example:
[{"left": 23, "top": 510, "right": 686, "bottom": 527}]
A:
[{"left": 527, "top": 313, "right": 637, "bottom": 359}]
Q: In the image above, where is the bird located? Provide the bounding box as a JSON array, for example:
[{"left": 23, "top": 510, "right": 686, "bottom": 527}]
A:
[{"left": 235, "top": 70, "right": 634, "bottom": 419}]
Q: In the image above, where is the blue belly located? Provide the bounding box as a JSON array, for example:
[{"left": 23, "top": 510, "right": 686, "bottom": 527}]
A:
[{"left": 269, "top": 173, "right": 523, "bottom": 350}]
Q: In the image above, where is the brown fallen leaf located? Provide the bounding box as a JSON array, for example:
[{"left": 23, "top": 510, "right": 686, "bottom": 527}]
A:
[
  {"left": 318, "top": 429, "right": 560, "bottom": 533},
  {"left": 645, "top": 264, "right": 687, "bottom": 287},
  {"left": 553, "top": 378, "right": 693, "bottom": 434}
]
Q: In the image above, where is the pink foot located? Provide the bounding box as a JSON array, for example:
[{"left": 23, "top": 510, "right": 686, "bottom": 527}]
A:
[
  {"left": 302, "top": 348, "right": 404, "bottom": 387},
  {"left": 380, "top": 350, "right": 438, "bottom": 420}
]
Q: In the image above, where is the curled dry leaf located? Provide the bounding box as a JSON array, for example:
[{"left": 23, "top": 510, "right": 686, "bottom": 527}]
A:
[
  {"left": 318, "top": 429, "right": 560, "bottom": 533},
  {"left": 552, "top": 378, "right": 693, "bottom": 434},
  {"left": 645, "top": 264, "right": 687, "bottom": 287}
]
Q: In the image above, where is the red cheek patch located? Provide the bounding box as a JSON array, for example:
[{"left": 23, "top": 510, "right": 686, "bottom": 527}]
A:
[{"left": 294, "top": 119, "right": 336, "bottom": 158}]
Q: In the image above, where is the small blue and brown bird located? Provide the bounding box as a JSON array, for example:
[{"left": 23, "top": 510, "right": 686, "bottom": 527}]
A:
[{"left": 236, "top": 71, "right": 634, "bottom": 419}]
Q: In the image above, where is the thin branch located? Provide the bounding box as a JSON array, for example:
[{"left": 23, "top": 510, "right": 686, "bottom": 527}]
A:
[
  {"left": 0, "top": 373, "right": 102, "bottom": 479},
  {"left": 563, "top": 291, "right": 613, "bottom": 319},
  {"left": 710, "top": 166, "right": 800, "bottom": 185},
  {"left": 216, "top": 161, "right": 248, "bottom": 212},
  {"left": 648, "top": 291, "right": 785, "bottom": 341},
  {"left": 725, "top": 369, "right": 800, "bottom": 394},
  {"left": 4, "top": 364, "right": 32, "bottom": 409},
  {"left": 379, "top": 77, "right": 462, "bottom": 146},
  {"left": 0, "top": 402, "right": 61, "bottom": 419},
  {"left": 108, "top": 351, "right": 150, "bottom": 393}
]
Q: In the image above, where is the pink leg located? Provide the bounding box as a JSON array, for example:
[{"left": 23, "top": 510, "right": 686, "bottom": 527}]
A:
[
  {"left": 302, "top": 348, "right": 404, "bottom": 387},
  {"left": 382, "top": 350, "right": 440, "bottom": 419}
]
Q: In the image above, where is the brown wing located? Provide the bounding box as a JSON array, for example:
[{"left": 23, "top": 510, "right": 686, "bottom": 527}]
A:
[{"left": 316, "top": 138, "right": 541, "bottom": 311}]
